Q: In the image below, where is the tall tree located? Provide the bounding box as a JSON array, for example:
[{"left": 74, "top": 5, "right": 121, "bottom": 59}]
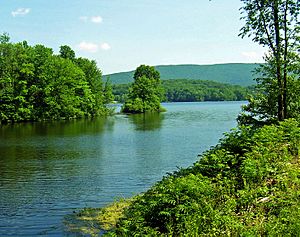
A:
[
  {"left": 122, "top": 65, "right": 165, "bottom": 113},
  {"left": 239, "top": 0, "right": 300, "bottom": 123}
]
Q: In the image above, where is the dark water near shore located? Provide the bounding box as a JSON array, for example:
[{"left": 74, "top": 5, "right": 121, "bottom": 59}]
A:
[{"left": 0, "top": 101, "right": 244, "bottom": 236}]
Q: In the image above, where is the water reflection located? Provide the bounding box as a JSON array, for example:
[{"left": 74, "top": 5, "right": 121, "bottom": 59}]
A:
[
  {"left": 128, "top": 112, "right": 164, "bottom": 131},
  {"left": 0, "top": 102, "right": 244, "bottom": 236},
  {"left": 0, "top": 117, "right": 110, "bottom": 167},
  {"left": 0, "top": 117, "right": 114, "bottom": 236},
  {"left": 0, "top": 117, "right": 109, "bottom": 139}
]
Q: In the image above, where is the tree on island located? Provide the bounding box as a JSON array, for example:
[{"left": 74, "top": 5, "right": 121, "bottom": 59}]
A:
[
  {"left": 122, "top": 65, "right": 165, "bottom": 113},
  {"left": 238, "top": 0, "right": 300, "bottom": 125}
]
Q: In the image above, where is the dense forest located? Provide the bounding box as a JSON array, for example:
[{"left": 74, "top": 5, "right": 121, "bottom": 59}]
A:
[
  {"left": 113, "top": 79, "right": 252, "bottom": 103},
  {"left": 0, "top": 34, "right": 113, "bottom": 123}
]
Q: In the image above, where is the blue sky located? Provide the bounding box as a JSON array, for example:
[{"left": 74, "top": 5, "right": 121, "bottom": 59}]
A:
[{"left": 1, "top": 0, "right": 265, "bottom": 74}]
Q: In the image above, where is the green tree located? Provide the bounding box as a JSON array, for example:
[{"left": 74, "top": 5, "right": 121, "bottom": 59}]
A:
[
  {"left": 239, "top": 0, "right": 300, "bottom": 124},
  {"left": 25, "top": 44, "right": 53, "bottom": 120},
  {"left": 0, "top": 37, "right": 109, "bottom": 123},
  {"left": 75, "top": 57, "right": 105, "bottom": 116},
  {"left": 239, "top": 58, "right": 300, "bottom": 125},
  {"left": 59, "top": 45, "right": 75, "bottom": 61},
  {"left": 39, "top": 56, "right": 88, "bottom": 119},
  {"left": 113, "top": 79, "right": 250, "bottom": 103},
  {"left": 0, "top": 32, "right": 10, "bottom": 43},
  {"left": 103, "top": 76, "right": 114, "bottom": 104},
  {"left": 122, "top": 65, "right": 165, "bottom": 113},
  {"left": 134, "top": 64, "right": 160, "bottom": 83},
  {"left": 0, "top": 40, "right": 34, "bottom": 122}
]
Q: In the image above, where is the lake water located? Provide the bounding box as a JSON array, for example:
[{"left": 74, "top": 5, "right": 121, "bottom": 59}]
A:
[{"left": 0, "top": 101, "right": 244, "bottom": 236}]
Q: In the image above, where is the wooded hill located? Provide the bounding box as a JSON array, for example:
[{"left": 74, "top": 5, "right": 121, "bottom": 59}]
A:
[
  {"left": 105, "top": 63, "right": 259, "bottom": 86},
  {"left": 113, "top": 79, "right": 252, "bottom": 103}
]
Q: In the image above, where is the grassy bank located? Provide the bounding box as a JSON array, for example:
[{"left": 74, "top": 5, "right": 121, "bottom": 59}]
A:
[
  {"left": 64, "top": 198, "right": 134, "bottom": 236},
  {"left": 66, "top": 119, "right": 300, "bottom": 236}
]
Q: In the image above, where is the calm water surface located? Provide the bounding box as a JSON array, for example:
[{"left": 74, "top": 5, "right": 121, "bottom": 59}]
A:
[{"left": 0, "top": 102, "right": 244, "bottom": 236}]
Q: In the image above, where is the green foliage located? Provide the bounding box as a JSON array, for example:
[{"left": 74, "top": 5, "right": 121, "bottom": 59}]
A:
[
  {"left": 0, "top": 32, "right": 10, "bottom": 43},
  {"left": 64, "top": 198, "right": 133, "bottom": 236},
  {"left": 113, "top": 79, "right": 252, "bottom": 103},
  {"left": 162, "top": 79, "right": 251, "bottom": 102},
  {"left": 59, "top": 45, "right": 75, "bottom": 61},
  {"left": 103, "top": 77, "right": 114, "bottom": 104},
  {"left": 133, "top": 64, "right": 160, "bottom": 83},
  {"left": 105, "top": 63, "right": 258, "bottom": 86},
  {"left": 38, "top": 56, "right": 93, "bottom": 119},
  {"left": 74, "top": 57, "right": 105, "bottom": 115},
  {"left": 0, "top": 35, "right": 109, "bottom": 123},
  {"left": 238, "top": 57, "right": 300, "bottom": 126},
  {"left": 112, "top": 84, "right": 130, "bottom": 102},
  {"left": 104, "top": 119, "right": 300, "bottom": 236},
  {"left": 122, "top": 65, "right": 165, "bottom": 113},
  {"left": 239, "top": 0, "right": 300, "bottom": 123}
]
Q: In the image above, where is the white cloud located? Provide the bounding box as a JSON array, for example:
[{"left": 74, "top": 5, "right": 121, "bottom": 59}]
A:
[
  {"left": 91, "top": 16, "right": 103, "bottom": 24},
  {"left": 77, "top": 41, "right": 99, "bottom": 53},
  {"left": 77, "top": 41, "right": 111, "bottom": 53},
  {"left": 100, "top": 42, "right": 111, "bottom": 50},
  {"left": 11, "top": 8, "right": 31, "bottom": 17},
  {"left": 79, "top": 15, "right": 103, "bottom": 24}
]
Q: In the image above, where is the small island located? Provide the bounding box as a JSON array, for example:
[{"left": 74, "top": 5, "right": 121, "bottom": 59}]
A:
[{"left": 122, "top": 65, "right": 166, "bottom": 114}]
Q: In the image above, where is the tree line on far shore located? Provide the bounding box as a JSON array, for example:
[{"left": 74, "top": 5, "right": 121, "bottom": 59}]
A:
[{"left": 113, "top": 79, "right": 252, "bottom": 103}]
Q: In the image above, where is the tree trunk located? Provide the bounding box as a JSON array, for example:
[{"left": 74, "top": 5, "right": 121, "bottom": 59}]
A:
[
  {"left": 283, "top": 0, "right": 288, "bottom": 119},
  {"left": 274, "top": 0, "right": 284, "bottom": 121}
]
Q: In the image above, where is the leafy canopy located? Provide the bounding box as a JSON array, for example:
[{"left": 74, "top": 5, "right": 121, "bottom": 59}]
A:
[
  {"left": 0, "top": 33, "right": 110, "bottom": 123},
  {"left": 122, "top": 65, "right": 165, "bottom": 113},
  {"left": 238, "top": 0, "right": 300, "bottom": 125}
]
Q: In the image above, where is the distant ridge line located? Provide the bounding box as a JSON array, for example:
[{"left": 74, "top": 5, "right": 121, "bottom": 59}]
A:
[{"left": 104, "top": 63, "right": 259, "bottom": 86}]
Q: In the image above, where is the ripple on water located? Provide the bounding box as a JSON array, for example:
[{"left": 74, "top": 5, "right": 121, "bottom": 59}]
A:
[{"left": 0, "top": 102, "right": 245, "bottom": 236}]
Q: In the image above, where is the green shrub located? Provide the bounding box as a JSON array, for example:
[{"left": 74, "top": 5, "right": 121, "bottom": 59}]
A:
[{"left": 103, "top": 119, "right": 300, "bottom": 236}]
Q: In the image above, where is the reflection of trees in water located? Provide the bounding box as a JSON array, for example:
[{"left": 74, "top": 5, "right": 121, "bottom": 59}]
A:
[
  {"left": 128, "top": 112, "right": 164, "bottom": 131},
  {"left": 48, "top": 117, "right": 109, "bottom": 136},
  {"left": 0, "top": 117, "right": 115, "bottom": 219},
  {"left": 0, "top": 117, "right": 111, "bottom": 138},
  {"left": 0, "top": 117, "right": 114, "bottom": 188}
]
